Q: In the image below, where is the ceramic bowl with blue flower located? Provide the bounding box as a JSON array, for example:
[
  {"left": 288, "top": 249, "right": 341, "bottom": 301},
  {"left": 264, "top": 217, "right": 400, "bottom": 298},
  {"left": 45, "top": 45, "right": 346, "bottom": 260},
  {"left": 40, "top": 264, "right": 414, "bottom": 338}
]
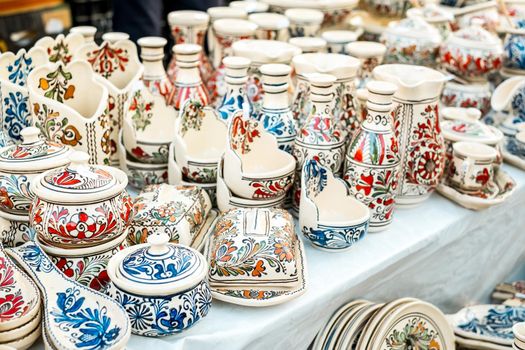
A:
[{"left": 106, "top": 233, "right": 212, "bottom": 337}]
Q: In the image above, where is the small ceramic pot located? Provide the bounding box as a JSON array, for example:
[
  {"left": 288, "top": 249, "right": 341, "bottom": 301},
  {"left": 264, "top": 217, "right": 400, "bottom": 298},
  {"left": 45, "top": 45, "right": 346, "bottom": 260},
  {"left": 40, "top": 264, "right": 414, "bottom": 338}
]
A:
[
  {"left": 30, "top": 151, "right": 133, "bottom": 247},
  {"left": 284, "top": 8, "right": 324, "bottom": 37},
  {"left": 453, "top": 1, "right": 500, "bottom": 32},
  {"left": 321, "top": 30, "right": 361, "bottom": 54},
  {"left": 34, "top": 33, "right": 85, "bottom": 64},
  {"left": 106, "top": 233, "right": 211, "bottom": 337},
  {"left": 229, "top": 1, "right": 269, "bottom": 14},
  {"left": 503, "top": 21, "right": 525, "bottom": 72},
  {"left": 288, "top": 37, "right": 327, "bottom": 54},
  {"left": 249, "top": 13, "right": 290, "bottom": 42},
  {"left": 345, "top": 41, "right": 386, "bottom": 89},
  {"left": 406, "top": 4, "right": 454, "bottom": 39},
  {"left": 441, "top": 81, "right": 492, "bottom": 116},
  {"left": 0, "top": 127, "right": 72, "bottom": 216},
  {"left": 69, "top": 26, "right": 97, "bottom": 43},
  {"left": 0, "top": 212, "right": 33, "bottom": 248}
]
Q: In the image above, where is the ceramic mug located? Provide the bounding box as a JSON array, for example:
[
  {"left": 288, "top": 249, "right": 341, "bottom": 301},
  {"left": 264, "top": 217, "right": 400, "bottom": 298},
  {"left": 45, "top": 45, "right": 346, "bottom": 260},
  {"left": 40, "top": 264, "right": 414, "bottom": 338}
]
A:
[{"left": 449, "top": 141, "right": 497, "bottom": 193}]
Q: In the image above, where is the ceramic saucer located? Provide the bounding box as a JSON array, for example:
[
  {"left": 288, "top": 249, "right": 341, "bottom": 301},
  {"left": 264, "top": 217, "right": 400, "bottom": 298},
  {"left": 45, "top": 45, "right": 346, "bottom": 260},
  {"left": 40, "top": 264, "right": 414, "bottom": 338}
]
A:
[
  {"left": 455, "top": 334, "right": 512, "bottom": 350},
  {"left": 437, "top": 169, "right": 516, "bottom": 210},
  {"left": 337, "top": 303, "right": 384, "bottom": 350},
  {"left": 503, "top": 149, "right": 525, "bottom": 171},
  {"left": 192, "top": 209, "right": 219, "bottom": 252},
  {"left": 327, "top": 302, "right": 371, "bottom": 350}
]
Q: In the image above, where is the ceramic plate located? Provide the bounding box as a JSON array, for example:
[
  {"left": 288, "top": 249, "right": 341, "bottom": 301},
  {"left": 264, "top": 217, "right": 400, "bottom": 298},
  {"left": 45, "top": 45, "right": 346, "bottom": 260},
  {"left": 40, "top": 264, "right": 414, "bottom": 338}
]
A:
[
  {"left": 208, "top": 236, "right": 308, "bottom": 307},
  {"left": 437, "top": 169, "right": 516, "bottom": 210},
  {"left": 326, "top": 302, "right": 371, "bottom": 350},
  {"left": 503, "top": 149, "right": 525, "bottom": 171},
  {"left": 448, "top": 304, "right": 525, "bottom": 346},
  {"left": 192, "top": 209, "right": 219, "bottom": 252},
  {"left": 455, "top": 334, "right": 512, "bottom": 350},
  {"left": 337, "top": 303, "right": 384, "bottom": 350}
]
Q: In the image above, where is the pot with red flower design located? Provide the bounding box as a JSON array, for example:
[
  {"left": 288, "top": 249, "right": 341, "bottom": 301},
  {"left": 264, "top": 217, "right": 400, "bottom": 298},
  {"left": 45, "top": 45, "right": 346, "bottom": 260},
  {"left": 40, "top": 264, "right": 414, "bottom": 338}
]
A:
[
  {"left": 285, "top": 8, "right": 324, "bottom": 38},
  {"left": 167, "top": 11, "right": 212, "bottom": 85},
  {"left": 232, "top": 39, "right": 301, "bottom": 113},
  {"left": 224, "top": 111, "right": 296, "bottom": 200},
  {"left": 27, "top": 61, "right": 112, "bottom": 165},
  {"left": 34, "top": 32, "right": 85, "bottom": 64},
  {"left": 453, "top": 1, "right": 500, "bottom": 32},
  {"left": 76, "top": 36, "right": 143, "bottom": 166},
  {"left": 343, "top": 80, "right": 400, "bottom": 232},
  {"left": 106, "top": 233, "right": 212, "bottom": 337},
  {"left": 439, "top": 20, "right": 503, "bottom": 81},
  {"left": 345, "top": 41, "right": 386, "bottom": 89},
  {"left": 249, "top": 12, "right": 290, "bottom": 42},
  {"left": 373, "top": 64, "right": 448, "bottom": 206},
  {"left": 300, "top": 158, "right": 369, "bottom": 250},
  {"left": 441, "top": 81, "right": 492, "bottom": 117},
  {"left": 30, "top": 151, "right": 133, "bottom": 247}
]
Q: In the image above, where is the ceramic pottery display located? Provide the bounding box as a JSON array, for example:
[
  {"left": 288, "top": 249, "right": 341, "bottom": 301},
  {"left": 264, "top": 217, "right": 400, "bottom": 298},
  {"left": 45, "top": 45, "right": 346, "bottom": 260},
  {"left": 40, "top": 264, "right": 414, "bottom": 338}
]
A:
[
  {"left": 0, "top": 47, "right": 47, "bottom": 145},
  {"left": 362, "top": 0, "right": 414, "bottom": 17},
  {"left": 344, "top": 81, "right": 400, "bottom": 232},
  {"left": 249, "top": 12, "right": 290, "bottom": 41},
  {"left": 205, "top": 207, "right": 307, "bottom": 306},
  {"left": 206, "top": 6, "right": 248, "bottom": 65},
  {"left": 288, "top": 37, "right": 327, "bottom": 54},
  {"left": 406, "top": 4, "right": 454, "bottom": 39},
  {"left": 321, "top": 30, "right": 361, "bottom": 55},
  {"left": 76, "top": 36, "right": 143, "bottom": 166},
  {"left": 380, "top": 17, "right": 441, "bottom": 67},
  {"left": 7, "top": 242, "right": 131, "bottom": 349},
  {"left": 69, "top": 25, "right": 97, "bottom": 43},
  {"left": 0, "top": 213, "right": 33, "bottom": 248},
  {"left": 27, "top": 61, "right": 112, "bottom": 165},
  {"left": 441, "top": 81, "right": 492, "bottom": 117},
  {"left": 292, "top": 53, "right": 361, "bottom": 133},
  {"left": 224, "top": 111, "right": 296, "bottom": 200},
  {"left": 166, "top": 10, "right": 213, "bottom": 85},
  {"left": 229, "top": 1, "right": 269, "bottom": 14},
  {"left": 284, "top": 8, "right": 324, "bottom": 38},
  {"left": 34, "top": 33, "right": 85, "bottom": 64},
  {"left": 453, "top": 2, "right": 500, "bottom": 32},
  {"left": 216, "top": 56, "right": 253, "bottom": 123},
  {"left": 300, "top": 159, "right": 369, "bottom": 250},
  {"left": 255, "top": 63, "right": 297, "bottom": 153},
  {"left": 137, "top": 37, "right": 174, "bottom": 104},
  {"left": 29, "top": 151, "right": 134, "bottom": 247},
  {"left": 207, "top": 18, "right": 257, "bottom": 105},
  {"left": 126, "top": 184, "right": 214, "bottom": 251},
  {"left": 373, "top": 64, "right": 447, "bottom": 206},
  {"left": 106, "top": 233, "right": 212, "bottom": 337},
  {"left": 345, "top": 41, "right": 386, "bottom": 89},
  {"left": 232, "top": 39, "right": 301, "bottom": 112},
  {"left": 503, "top": 20, "right": 525, "bottom": 74}
]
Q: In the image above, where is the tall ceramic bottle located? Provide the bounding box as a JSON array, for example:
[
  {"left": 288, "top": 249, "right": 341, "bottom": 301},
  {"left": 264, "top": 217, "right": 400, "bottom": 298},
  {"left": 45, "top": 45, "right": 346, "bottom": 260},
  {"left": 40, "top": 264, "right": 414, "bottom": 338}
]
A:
[
  {"left": 344, "top": 80, "right": 400, "bottom": 232},
  {"left": 292, "top": 73, "right": 347, "bottom": 215},
  {"left": 138, "top": 37, "right": 174, "bottom": 104},
  {"left": 217, "top": 56, "right": 252, "bottom": 122},
  {"left": 255, "top": 63, "right": 297, "bottom": 153}
]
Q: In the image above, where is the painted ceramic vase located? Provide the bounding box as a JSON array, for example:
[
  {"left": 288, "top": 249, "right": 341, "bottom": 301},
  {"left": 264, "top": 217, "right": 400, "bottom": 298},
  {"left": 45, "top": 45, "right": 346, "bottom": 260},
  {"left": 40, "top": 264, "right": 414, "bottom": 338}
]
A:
[
  {"left": 167, "top": 10, "right": 213, "bottom": 85},
  {"left": 373, "top": 64, "right": 448, "bottom": 206},
  {"left": 288, "top": 37, "right": 327, "bottom": 54},
  {"left": 138, "top": 37, "right": 175, "bottom": 105},
  {"left": 285, "top": 8, "right": 324, "bottom": 38},
  {"left": 69, "top": 26, "right": 97, "bottom": 43},
  {"left": 343, "top": 81, "right": 400, "bottom": 232},
  {"left": 206, "top": 6, "right": 248, "bottom": 66},
  {"left": 106, "top": 233, "right": 212, "bottom": 337},
  {"left": 406, "top": 4, "right": 454, "bottom": 40},
  {"left": 345, "top": 41, "right": 386, "bottom": 89},
  {"left": 255, "top": 63, "right": 297, "bottom": 153},
  {"left": 0, "top": 47, "right": 47, "bottom": 145},
  {"left": 321, "top": 30, "right": 361, "bottom": 55},
  {"left": 229, "top": 1, "right": 269, "bottom": 14},
  {"left": 0, "top": 213, "right": 34, "bottom": 248},
  {"left": 381, "top": 17, "right": 442, "bottom": 67},
  {"left": 29, "top": 151, "right": 133, "bottom": 247},
  {"left": 217, "top": 56, "right": 252, "bottom": 123},
  {"left": 207, "top": 18, "right": 257, "bottom": 106},
  {"left": 232, "top": 39, "right": 301, "bottom": 113},
  {"left": 249, "top": 13, "right": 290, "bottom": 42},
  {"left": 292, "top": 53, "right": 361, "bottom": 134},
  {"left": 441, "top": 81, "right": 492, "bottom": 117},
  {"left": 34, "top": 32, "right": 85, "bottom": 64},
  {"left": 503, "top": 20, "right": 525, "bottom": 73},
  {"left": 76, "top": 36, "right": 143, "bottom": 166},
  {"left": 27, "top": 61, "right": 112, "bottom": 165}
]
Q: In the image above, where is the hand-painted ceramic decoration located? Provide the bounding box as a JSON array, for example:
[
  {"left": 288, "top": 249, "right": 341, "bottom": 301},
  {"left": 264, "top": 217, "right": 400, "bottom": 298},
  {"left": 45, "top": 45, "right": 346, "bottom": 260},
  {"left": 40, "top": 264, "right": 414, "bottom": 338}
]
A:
[
  {"left": 224, "top": 111, "right": 296, "bottom": 200},
  {"left": 406, "top": 4, "right": 454, "bottom": 39},
  {"left": 207, "top": 18, "right": 257, "bottom": 105},
  {"left": 69, "top": 26, "right": 97, "bottom": 43},
  {"left": 34, "top": 32, "right": 85, "bottom": 64},
  {"left": 453, "top": 2, "right": 500, "bottom": 32},
  {"left": 127, "top": 184, "right": 213, "bottom": 251},
  {"left": 288, "top": 37, "right": 327, "bottom": 54},
  {"left": 229, "top": 1, "right": 269, "bottom": 14},
  {"left": 30, "top": 151, "right": 133, "bottom": 247},
  {"left": 175, "top": 101, "right": 226, "bottom": 183},
  {"left": 503, "top": 20, "right": 525, "bottom": 73},
  {"left": 75, "top": 36, "right": 143, "bottom": 166},
  {"left": 344, "top": 81, "right": 400, "bottom": 232},
  {"left": 345, "top": 41, "right": 386, "bottom": 89},
  {"left": 206, "top": 207, "right": 307, "bottom": 306},
  {"left": 166, "top": 10, "right": 213, "bottom": 85},
  {"left": 206, "top": 6, "right": 248, "bottom": 62},
  {"left": 321, "top": 30, "right": 361, "bottom": 54},
  {"left": 255, "top": 63, "right": 297, "bottom": 153},
  {"left": 441, "top": 81, "right": 492, "bottom": 117},
  {"left": 440, "top": 20, "right": 503, "bottom": 80},
  {"left": 491, "top": 76, "right": 525, "bottom": 125},
  {"left": 0, "top": 127, "right": 72, "bottom": 217},
  {"left": 232, "top": 39, "right": 301, "bottom": 112},
  {"left": 27, "top": 61, "right": 112, "bottom": 165},
  {"left": 380, "top": 17, "right": 442, "bottom": 67},
  {"left": 300, "top": 159, "right": 369, "bottom": 250},
  {"left": 249, "top": 13, "right": 290, "bottom": 42},
  {"left": 0, "top": 213, "right": 34, "bottom": 248},
  {"left": 216, "top": 56, "right": 253, "bottom": 123},
  {"left": 362, "top": 0, "right": 413, "bottom": 17},
  {"left": 7, "top": 242, "right": 131, "bottom": 349},
  {"left": 284, "top": 8, "right": 324, "bottom": 38},
  {"left": 0, "top": 47, "right": 47, "bottom": 145},
  {"left": 106, "top": 233, "right": 212, "bottom": 337}
]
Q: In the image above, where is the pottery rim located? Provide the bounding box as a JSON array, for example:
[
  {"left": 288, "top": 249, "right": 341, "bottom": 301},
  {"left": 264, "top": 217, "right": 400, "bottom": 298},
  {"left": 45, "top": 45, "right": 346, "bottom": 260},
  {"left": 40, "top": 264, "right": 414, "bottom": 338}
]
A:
[
  {"left": 383, "top": 17, "right": 442, "bottom": 42},
  {"left": 321, "top": 30, "right": 360, "bottom": 43},
  {"left": 259, "top": 0, "right": 358, "bottom": 11},
  {"left": 207, "top": 6, "right": 247, "bottom": 19},
  {"left": 345, "top": 41, "right": 386, "bottom": 58},
  {"left": 0, "top": 308, "right": 41, "bottom": 342},
  {"left": 285, "top": 8, "right": 324, "bottom": 23},
  {"left": 293, "top": 52, "right": 361, "bottom": 79},
  {"left": 167, "top": 10, "right": 210, "bottom": 26},
  {"left": 232, "top": 39, "right": 302, "bottom": 64},
  {"left": 453, "top": 141, "right": 498, "bottom": 161},
  {"left": 101, "top": 32, "right": 130, "bottom": 42},
  {"left": 229, "top": 1, "right": 270, "bottom": 13},
  {"left": 213, "top": 18, "right": 257, "bottom": 36},
  {"left": 249, "top": 12, "right": 290, "bottom": 29},
  {"left": 288, "top": 37, "right": 327, "bottom": 52}
]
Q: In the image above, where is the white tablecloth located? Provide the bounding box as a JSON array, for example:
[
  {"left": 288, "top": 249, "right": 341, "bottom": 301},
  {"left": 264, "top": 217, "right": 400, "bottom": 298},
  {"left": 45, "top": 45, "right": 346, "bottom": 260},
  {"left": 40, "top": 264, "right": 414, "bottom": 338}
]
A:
[{"left": 123, "top": 164, "right": 525, "bottom": 350}]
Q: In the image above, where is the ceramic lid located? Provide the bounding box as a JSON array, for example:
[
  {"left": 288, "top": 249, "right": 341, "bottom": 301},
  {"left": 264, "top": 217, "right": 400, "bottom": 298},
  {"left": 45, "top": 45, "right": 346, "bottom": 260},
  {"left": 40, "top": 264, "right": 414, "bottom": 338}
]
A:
[
  {"left": 137, "top": 36, "right": 167, "bottom": 61},
  {"left": 260, "top": 0, "right": 358, "bottom": 10},
  {"left": 446, "top": 20, "right": 502, "bottom": 49},
  {"left": 109, "top": 233, "right": 208, "bottom": 295},
  {"left": 248, "top": 13, "right": 290, "bottom": 29},
  {"left": 207, "top": 6, "right": 247, "bottom": 20},
  {"left": 285, "top": 8, "right": 324, "bottom": 24},
  {"left": 442, "top": 119, "right": 503, "bottom": 145},
  {"left": 0, "top": 127, "right": 73, "bottom": 173},
  {"left": 32, "top": 151, "right": 128, "bottom": 203},
  {"left": 383, "top": 17, "right": 441, "bottom": 43},
  {"left": 289, "top": 37, "right": 327, "bottom": 53},
  {"left": 232, "top": 39, "right": 302, "bottom": 64},
  {"left": 321, "top": 30, "right": 360, "bottom": 43},
  {"left": 345, "top": 41, "right": 386, "bottom": 58}
]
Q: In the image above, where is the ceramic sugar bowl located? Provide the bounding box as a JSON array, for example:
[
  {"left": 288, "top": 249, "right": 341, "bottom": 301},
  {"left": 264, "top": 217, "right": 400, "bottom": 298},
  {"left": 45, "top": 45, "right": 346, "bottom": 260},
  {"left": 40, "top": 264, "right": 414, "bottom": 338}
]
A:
[
  {"left": 106, "top": 233, "right": 212, "bottom": 337},
  {"left": 30, "top": 151, "right": 134, "bottom": 247}
]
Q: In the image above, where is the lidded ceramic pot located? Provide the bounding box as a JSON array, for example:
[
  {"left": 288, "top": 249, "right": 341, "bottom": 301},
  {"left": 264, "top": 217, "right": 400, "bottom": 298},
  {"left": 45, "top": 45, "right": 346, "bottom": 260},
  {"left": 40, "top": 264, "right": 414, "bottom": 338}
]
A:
[
  {"left": 29, "top": 151, "right": 133, "bottom": 248},
  {"left": 217, "top": 56, "right": 253, "bottom": 122},
  {"left": 285, "top": 8, "right": 324, "bottom": 38},
  {"left": 69, "top": 26, "right": 97, "bottom": 43},
  {"left": 107, "top": 233, "right": 211, "bottom": 337},
  {"left": 229, "top": 1, "right": 269, "bottom": 14},
  {"left": 0, "top": 127, "right": 73, "bottom": 216},
  {"left": 288, "top": 37, "right": 327, "bottom": 54},
  {"left": 406, "top": 4, "right": 453, "bottom": 39},
  {"left": 138, "top": 37, "right": 174, "bottom": 103},
  {"left": 249, "top": 12, "right": 290, "bottom": 42},
  {"left": 381, "top": 17, "right": 442, "bottom": 67}
]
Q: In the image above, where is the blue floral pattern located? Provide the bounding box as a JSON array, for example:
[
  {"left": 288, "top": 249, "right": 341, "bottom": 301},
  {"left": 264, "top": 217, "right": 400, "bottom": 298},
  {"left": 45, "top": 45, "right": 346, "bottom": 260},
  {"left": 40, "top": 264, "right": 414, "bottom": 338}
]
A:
[
  {"left": 2, "top": 91, "right": 30, "bottom": 142},
  {"left": 302, "top": 222, "right": 368, "bottom": 250},
  {"left": 7, "top": 53, "right": 33, "bottom": 86},
  {"left": 511, "top": 87, "right": 525, "bottom": 123},
  {"left": 303, "top": 159, "right": 328, "bottom": 197},
  {"left": 217, "top": 88, "right": 252, "bottom": 122},
  {"left": 256, "top": 109, "right": 297, "bottom": 153},
  {"left": 457, "top": 306, "right": 525, "bottom": 340}
]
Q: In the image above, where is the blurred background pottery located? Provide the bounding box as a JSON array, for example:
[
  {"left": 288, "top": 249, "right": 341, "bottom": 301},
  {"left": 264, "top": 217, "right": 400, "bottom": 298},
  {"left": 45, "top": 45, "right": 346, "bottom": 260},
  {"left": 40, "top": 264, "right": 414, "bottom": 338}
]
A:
[
  {"left": 345, "top": 41, "right": 386, "bottom": 89},
  {"left": 229, "top": 1, "right": 270, "bottom": 14},
  {"left": 285, "top": 8, "right": 324, "bottom": 37},
  {"left": 249, "top": 12, "right": 290, "bottom": 41},
  {"left": 206, "top": 6, "right": 248, "bottom": 65},
  {"left": 453, "top": 1, "right": 500, "bottom": 31},
  {"left": 321, "top": 30, "right": 361, "bottom": 54},
  {"left": 406, "top": 4, "right": 454, "bottom": 39},
  {"left": 69, "top": 25, "right": 97, "bottom": 43},
  {"left": 0, "top": 212, "right": 33, "bottom": 248},
  {"left": 288, "top": 37, "right": 327, "bottom": 54},
  {"left": 441, "top": 80, "right": 492, "bottom": 117},
  {"left": 137, "top": 37, "right": 174, "bottom": 104},
  {"left": 502, "top": 20, "right": 525, "bottom": 73}
]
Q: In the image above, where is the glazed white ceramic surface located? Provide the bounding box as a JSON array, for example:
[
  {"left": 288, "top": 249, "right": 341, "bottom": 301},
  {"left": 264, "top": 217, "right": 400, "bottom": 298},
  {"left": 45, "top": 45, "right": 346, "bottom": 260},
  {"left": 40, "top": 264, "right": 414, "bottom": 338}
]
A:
[
  {"left": 449, "top": 142, "right": 497, "bottom": 193},
  {"left": 34, "top": 33, "right": 85, "bottom": 64}
]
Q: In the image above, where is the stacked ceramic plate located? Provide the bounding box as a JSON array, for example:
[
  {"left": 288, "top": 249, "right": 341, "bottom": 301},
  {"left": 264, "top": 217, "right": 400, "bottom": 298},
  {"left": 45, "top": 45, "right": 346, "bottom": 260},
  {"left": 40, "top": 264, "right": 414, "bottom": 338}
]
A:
[
  {"left": 448, "top": 304, "right": 525, "bottom": 349},
  {"left": 313, "top": 298, "right": 455, "bottom": 350}
]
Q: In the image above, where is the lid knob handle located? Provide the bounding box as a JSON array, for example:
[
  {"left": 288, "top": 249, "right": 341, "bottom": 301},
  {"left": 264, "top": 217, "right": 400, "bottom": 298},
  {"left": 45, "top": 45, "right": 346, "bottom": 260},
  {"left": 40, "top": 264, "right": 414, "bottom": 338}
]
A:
[
  {"left": 20, "top": 127, "right": 41, "bottom": 144},
  {"left": 147, "top": 233, "right": 170, "bottom": 255},
  {"left": 466, "top": 108, "right": 481, "bottom": 121},
  {"left": 68, "top": 151, "right": 90, "bottom": 170}
]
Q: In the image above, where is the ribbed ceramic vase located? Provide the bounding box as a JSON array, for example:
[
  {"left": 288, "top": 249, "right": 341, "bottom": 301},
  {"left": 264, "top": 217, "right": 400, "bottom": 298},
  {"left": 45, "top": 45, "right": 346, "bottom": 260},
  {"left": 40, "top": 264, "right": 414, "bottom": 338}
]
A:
[{"left": 138, "top": 37, "right": 174, "bottom": 105}]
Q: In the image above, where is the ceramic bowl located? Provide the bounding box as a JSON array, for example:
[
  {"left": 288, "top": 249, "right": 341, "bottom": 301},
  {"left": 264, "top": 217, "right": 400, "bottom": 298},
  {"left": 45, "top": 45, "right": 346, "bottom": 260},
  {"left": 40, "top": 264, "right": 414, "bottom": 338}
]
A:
[
  {"left": 285, "top": 8, "right": 324, "bottom": 38},
  {"left": 29, "top": 151, "right": 133, "bottom": 248},
  {"left": 224, "top": 111, "right": 295, "bottom": 200},
  {"left": 441, "top": 81, "right": 492, "bottom": 116},
  {"left": 0, "top": 323, "right": 41, "bottom": 350},
  {"left": 0, "top": 212, "right": 33, "bottom": 248},
  {"left": 0, "top": 127, "right": 72, "bottom": 216},
  {"left": 106, "top": 233, "right": 211, "bottom": 337}
]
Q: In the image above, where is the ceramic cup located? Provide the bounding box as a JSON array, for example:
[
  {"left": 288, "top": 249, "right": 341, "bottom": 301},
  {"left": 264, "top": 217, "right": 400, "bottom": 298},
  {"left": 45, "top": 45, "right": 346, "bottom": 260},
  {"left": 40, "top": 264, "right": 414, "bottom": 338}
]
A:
[{"left": 449, "top": 141, "right": 498, "bottom": 193}]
